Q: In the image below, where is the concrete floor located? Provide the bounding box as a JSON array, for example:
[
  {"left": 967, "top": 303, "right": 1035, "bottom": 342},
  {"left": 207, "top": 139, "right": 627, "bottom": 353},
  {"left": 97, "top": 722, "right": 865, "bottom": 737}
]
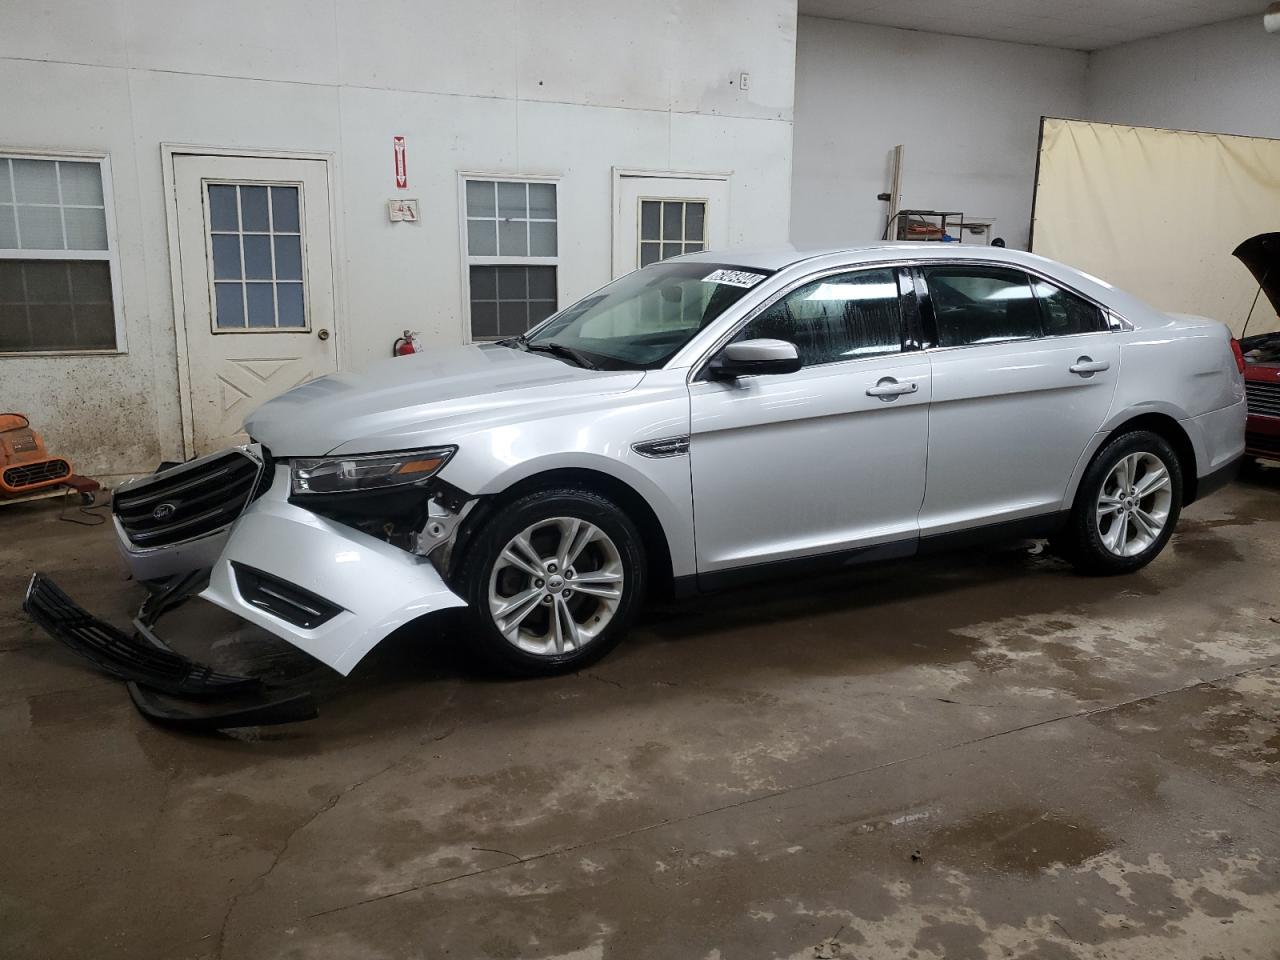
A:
[{"left": 2, "top": 476, "right": 1279, "bottom": 960}]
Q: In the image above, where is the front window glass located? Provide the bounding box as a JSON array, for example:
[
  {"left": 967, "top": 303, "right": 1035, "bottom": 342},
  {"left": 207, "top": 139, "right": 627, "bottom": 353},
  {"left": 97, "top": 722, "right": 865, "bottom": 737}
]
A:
[
  {"left": 523, "top": 261, "right": 769, "bottom": 369},
  {"left": 738, "top": 267, "right": 903, "bottom": 366},
  {"left": 923, "top": 266, "right": 1041, "bottom": 347}
]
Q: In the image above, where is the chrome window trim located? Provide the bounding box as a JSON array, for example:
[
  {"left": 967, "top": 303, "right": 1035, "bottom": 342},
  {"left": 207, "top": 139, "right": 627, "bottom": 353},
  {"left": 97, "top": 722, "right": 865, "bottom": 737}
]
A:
[{"left": 682, "top": 255, "right": 1126, "bottom": 383}]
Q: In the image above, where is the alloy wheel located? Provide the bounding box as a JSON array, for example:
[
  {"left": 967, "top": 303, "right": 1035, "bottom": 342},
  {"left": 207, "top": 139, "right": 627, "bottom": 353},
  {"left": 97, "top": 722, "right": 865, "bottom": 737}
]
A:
[
  {"left": 1095, "top": 452, "right": 1173, "bottom": 557},
  {"left": 487, "top": 517, "right": 625, "bottom": 656}
]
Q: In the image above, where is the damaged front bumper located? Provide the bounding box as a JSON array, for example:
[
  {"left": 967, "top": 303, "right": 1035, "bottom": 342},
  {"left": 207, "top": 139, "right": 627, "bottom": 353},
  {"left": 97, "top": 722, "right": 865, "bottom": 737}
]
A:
[
  {"left": 26, "top": 461, "right": 472, "bottom": 727},
  {"left": 200, "top": 464, "right": 468, "bottom": 676}
]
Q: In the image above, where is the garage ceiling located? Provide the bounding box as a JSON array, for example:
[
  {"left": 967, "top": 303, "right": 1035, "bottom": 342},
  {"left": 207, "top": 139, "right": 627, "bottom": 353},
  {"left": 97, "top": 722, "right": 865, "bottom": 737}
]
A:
[{"left": 797, "top": 0, "right": 1265, "bottom": 50}]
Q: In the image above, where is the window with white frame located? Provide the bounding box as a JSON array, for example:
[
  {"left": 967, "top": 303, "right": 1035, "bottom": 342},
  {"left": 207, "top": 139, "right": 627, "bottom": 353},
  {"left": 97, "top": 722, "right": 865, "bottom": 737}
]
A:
[
  {"left": 0, "top": 154, "right": 121, "bottom": 353},
  {"left": 464, "top": 177, "right": 558, "bottom": 340}
]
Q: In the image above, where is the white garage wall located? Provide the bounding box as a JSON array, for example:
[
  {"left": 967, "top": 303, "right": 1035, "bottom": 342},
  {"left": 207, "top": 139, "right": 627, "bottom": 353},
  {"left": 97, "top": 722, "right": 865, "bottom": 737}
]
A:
[
  {"left": 1085, "top": 16, "right": 1280, "bottom": 140},
  {"left": 0, "top": 0, "right": 797, "bottom": 475},
  {"left": 790, "top": 17, "right": 1087, "bottom": 251}
]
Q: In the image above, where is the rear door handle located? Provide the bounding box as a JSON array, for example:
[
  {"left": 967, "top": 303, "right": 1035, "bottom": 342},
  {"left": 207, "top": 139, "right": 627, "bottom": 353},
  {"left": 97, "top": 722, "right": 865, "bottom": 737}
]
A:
[
  {"left": 866, "top": 378, "right": 919, "bottom": 399},
  {"left": 1069, "top": 357, "right": 1110, "bottom": 375}
]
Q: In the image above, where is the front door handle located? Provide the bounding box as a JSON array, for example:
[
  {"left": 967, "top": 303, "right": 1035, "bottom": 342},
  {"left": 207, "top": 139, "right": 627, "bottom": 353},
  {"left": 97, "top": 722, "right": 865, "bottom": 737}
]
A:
[
  {"left": 866, "top": 377, "right": 919, "bottom": 399},
  {"left": 317, "top": 328, "right": 331, "bottom": 341},
  {"left": 1069, "top": 356, "right": 1109, "bottom": 375}
]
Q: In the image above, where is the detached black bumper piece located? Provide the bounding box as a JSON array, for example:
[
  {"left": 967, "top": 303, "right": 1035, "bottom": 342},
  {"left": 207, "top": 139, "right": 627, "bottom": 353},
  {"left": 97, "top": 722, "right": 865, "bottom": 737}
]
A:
[{"left": 23, "top": 573, "right": 318, "bottom": 728}]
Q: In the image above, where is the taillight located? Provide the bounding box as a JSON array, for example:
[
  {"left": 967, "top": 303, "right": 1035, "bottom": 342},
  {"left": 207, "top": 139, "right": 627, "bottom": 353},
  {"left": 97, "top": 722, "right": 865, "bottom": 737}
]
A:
[{"left": 1230, "top": 337, "right": 1246, "bottom": 374}]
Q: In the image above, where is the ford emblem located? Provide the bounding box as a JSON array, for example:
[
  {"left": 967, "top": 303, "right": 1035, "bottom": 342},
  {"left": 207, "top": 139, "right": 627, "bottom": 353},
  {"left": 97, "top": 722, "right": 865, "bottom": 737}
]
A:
[{"left": 152, "top": 502, "right": 177, "bottom": 521}]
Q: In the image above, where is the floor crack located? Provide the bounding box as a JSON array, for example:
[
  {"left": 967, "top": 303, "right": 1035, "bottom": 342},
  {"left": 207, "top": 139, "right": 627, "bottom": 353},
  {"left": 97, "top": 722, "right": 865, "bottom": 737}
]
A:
[
  {"left": 213, "top": 679, "right": 463, "bottom": 959},
  {"left": 301, "top": 656, "right": 1280, "bottom": 923}
]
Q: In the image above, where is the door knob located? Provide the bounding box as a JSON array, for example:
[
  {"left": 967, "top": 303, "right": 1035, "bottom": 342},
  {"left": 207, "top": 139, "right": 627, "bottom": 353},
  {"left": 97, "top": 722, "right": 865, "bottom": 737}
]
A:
[
  {"left": 1069, "top": 356, "right": 1108, "bottom": 376},
  {"left": 866, "top": 377, "right": 918, "bottom": 399},
  {"left": 317, "top": 328, "right": 330, "bottom": 341}
]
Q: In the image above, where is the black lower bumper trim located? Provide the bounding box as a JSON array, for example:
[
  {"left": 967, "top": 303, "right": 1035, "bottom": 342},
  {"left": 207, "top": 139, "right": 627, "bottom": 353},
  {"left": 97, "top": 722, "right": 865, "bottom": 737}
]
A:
[
  {"left": 24, "top": 572, "right": 319, "bottom": 728},
  {"left": 24, "top": 573, "right": 257, "bottom": 697},
  {"left": 127, "top": 682, "right": 318, "bottom": 729}
]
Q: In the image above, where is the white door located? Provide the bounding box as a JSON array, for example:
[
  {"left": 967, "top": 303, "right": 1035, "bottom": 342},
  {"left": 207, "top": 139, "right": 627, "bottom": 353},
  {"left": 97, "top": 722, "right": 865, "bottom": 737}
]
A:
[
  {"left": 173, "top": 154, "right": 337, "bottom": 456},
  {"left": 689, "top": 266, "right": 931, "bottom": 577},
  {"left": 612, "top": 174, "right": 729, "bottom": 278}
]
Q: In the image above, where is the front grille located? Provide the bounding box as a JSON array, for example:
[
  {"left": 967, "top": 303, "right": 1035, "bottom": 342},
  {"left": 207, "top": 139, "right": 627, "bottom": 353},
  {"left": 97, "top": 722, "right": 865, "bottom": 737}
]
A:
[
  {"left": 113, "top": 450, "right": 263, "bottom": 548},
  {"left": 1245, "top": 379, "right": 1280, "bottom": 417},
  {"left": 3, "top": 458, "right": 71, "bottom": 489},
  {"left": 231, "top": 562, "right": 342, "bottom": 629},
  {"left": 1246, "top": 431, "right": 1280, "bottom": 456}
]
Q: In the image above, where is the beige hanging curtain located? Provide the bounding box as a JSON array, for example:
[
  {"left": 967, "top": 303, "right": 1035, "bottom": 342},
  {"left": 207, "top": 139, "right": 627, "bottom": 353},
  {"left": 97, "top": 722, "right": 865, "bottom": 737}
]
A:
[{"left": 1031, "top": 117, "right": 1280, "bottom": 335}]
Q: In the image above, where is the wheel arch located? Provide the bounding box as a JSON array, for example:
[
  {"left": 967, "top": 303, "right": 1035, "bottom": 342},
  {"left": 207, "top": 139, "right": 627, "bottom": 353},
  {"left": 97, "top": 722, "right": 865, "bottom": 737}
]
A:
[
  {"left": 1095, "top": 412, "right": 1200, "bottom": 505},
  {"left": 451, "top": 466, "right": 679, "bottom": 600}
]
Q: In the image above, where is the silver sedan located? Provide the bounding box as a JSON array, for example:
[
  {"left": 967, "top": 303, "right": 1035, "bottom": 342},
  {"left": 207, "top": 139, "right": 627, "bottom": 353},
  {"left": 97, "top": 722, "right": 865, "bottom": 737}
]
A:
[{"left": 109, "top": 244, "right": 1247, "bottom": 677}]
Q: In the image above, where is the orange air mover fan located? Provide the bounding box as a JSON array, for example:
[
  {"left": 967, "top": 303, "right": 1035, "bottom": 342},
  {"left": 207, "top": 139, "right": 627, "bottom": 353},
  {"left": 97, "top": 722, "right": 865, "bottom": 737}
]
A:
[{"left": 1, "top": 413, "right": 73, "bottom": 496}]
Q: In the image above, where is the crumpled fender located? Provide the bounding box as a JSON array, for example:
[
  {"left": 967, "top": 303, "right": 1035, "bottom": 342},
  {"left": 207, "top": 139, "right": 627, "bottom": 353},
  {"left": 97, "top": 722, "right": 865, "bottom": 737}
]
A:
[{"left": 200, "top": 466, "right": 466, "bottom": 675}]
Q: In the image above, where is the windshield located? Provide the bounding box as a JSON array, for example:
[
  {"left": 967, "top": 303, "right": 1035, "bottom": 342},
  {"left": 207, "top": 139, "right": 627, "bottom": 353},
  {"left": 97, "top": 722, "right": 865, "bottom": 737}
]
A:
[{"left": 519, "top": 261, "right": 772, "bottom": 370}]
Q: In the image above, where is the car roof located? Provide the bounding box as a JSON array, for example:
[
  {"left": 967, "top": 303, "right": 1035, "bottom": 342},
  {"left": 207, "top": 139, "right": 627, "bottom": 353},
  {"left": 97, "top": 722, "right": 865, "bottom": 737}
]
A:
[{"left": 679, "top": 242, "right": 1072, "bottom": 273}]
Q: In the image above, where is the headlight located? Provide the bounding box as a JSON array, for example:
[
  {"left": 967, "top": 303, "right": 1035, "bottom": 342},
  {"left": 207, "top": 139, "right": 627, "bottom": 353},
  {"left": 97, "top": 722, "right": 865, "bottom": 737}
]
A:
[{"left": 290, "top": 447, "right": 456, "bottom": 496}]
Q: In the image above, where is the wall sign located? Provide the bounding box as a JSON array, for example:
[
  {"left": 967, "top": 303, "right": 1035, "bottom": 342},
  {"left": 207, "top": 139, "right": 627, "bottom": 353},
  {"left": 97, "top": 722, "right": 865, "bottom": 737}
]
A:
[{"left": 393, "top": 136, "right": 407, "bottom": 189}]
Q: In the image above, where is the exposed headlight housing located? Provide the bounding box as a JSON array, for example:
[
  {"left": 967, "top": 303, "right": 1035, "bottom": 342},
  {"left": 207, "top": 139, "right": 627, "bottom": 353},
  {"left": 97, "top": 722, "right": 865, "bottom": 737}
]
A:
[{"left": 290, "top": 447, "right": 456, "bottom": 496}]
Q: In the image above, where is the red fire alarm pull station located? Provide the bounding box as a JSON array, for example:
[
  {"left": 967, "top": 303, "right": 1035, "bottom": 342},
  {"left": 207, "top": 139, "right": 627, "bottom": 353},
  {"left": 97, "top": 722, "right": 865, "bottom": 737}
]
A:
[{"left": 393, "top": 136, "right": 407, "bottom": 189}]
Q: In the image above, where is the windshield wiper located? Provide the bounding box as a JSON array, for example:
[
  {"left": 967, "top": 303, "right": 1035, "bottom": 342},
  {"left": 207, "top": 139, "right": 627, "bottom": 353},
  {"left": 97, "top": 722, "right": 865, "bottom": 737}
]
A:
[{"left": 525, "top": 341, "right": 598, "bottom": 370}]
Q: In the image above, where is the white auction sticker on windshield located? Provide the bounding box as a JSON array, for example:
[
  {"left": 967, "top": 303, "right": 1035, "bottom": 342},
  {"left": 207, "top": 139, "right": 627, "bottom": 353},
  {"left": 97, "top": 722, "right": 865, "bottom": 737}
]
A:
[{"left": 702, "top": 269, "right": 767, "bottom": 288}]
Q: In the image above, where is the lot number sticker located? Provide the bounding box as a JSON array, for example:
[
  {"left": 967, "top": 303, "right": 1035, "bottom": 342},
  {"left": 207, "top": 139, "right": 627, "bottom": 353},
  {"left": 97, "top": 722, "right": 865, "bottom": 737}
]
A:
[{"left": 702, "top": 269, "right": 767, "bottom": 288}]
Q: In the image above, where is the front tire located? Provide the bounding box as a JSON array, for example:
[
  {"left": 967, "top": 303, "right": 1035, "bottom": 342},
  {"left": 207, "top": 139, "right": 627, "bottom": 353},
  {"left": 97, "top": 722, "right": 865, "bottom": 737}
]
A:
[
  {"left": 455, "top": 487, "right": 647, "bottom": 676},
  {"left": 1062, "top": 429, "right": 1183, "bottom": 575}
]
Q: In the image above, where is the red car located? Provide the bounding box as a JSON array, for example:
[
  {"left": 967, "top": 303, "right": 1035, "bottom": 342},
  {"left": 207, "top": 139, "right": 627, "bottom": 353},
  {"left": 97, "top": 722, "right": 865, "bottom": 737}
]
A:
[{"left": 1236, "top": 233, "right": 1280, "bottom": 463}]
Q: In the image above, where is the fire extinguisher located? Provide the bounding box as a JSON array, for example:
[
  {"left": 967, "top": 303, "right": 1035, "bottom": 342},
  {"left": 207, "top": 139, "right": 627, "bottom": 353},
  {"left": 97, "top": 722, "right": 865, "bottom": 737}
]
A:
[{"left": 392, "top": 329, "right": 422, "bottom": 357}]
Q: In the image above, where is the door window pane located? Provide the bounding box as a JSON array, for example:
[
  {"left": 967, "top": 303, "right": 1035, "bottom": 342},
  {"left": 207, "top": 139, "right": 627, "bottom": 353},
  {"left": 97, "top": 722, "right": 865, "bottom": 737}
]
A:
[
  {"left": 273, "top": 235, "right": 302, "bottom": 280},
  {"left": 740, "top": 268, "right": 903, "bottom": 367},
  {"left": 270, "top": 186, "right": 300, "bottom": 232},
  {"left": 245, "top": 282, "right": 275, "bottom": 327},
  {"left": 637, "top": 198, "right": 707, "bottom": 266},
  {"left": 241, "top": 234, "right": 272, "bottom": 279},
  {"left": 215, "top": 282, "right": 245, "bottom": 329},
  {"left": 1032, "top": 278, "right": 1106, "bottom": 336},
  {"left": 207, "top": 181, "right": 307, "bottom": 331},
  {"left": 922, "top": 266, "right": 1040, "bottom": 347},
  {"left": 239, "top": 185, "right": 270, "bottom": 232},
  {"left": 212, "top": 235, "right": 241, "bottom": 279},
  {"left": 277, "top": 283, "right": 305, "bottom": 327},
  {"left": 208, "top": 185, "right": 239, "bottom": 231}
]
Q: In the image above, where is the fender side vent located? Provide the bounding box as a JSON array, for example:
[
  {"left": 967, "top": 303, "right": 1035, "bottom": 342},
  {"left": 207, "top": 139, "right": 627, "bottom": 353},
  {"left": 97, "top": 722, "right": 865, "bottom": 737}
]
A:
[
  {"left": 231, "top": 562, "right": 343, "bottom": 630},
  {"left": 632, "top": 436, "right": 690, "bottom": 458}
]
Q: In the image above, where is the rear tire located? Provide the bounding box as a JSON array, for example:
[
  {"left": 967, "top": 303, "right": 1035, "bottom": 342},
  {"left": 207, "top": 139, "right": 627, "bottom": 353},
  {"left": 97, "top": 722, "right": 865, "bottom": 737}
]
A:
[
  {"left": 1062, "top": 429, "right": 1183, "bottom": 575},
  {"left": 454, "top": 487, "right": 646, "bottom": 676}
]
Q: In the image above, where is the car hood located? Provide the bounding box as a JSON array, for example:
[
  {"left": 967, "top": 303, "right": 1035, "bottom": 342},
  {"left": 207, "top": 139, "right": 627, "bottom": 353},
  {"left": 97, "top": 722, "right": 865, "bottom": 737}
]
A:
[
  {"left": 243, "top": 344, "right": 644, "bottom": 455},
  {"left": 1233, "top": 232, "right": 1280, "bottom": 322}
]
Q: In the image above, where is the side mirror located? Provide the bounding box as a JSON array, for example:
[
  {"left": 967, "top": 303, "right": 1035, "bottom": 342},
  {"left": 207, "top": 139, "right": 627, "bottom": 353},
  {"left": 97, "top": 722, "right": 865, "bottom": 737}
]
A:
[{"left": 710, "top": 338, "right": 802, "bottom": 379}]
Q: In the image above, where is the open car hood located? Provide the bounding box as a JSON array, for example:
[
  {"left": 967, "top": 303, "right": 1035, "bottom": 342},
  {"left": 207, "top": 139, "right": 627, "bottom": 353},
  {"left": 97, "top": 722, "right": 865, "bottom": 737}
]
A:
[{"left": 1233, "top": 232, "right": 1280, "bottom": 322}]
